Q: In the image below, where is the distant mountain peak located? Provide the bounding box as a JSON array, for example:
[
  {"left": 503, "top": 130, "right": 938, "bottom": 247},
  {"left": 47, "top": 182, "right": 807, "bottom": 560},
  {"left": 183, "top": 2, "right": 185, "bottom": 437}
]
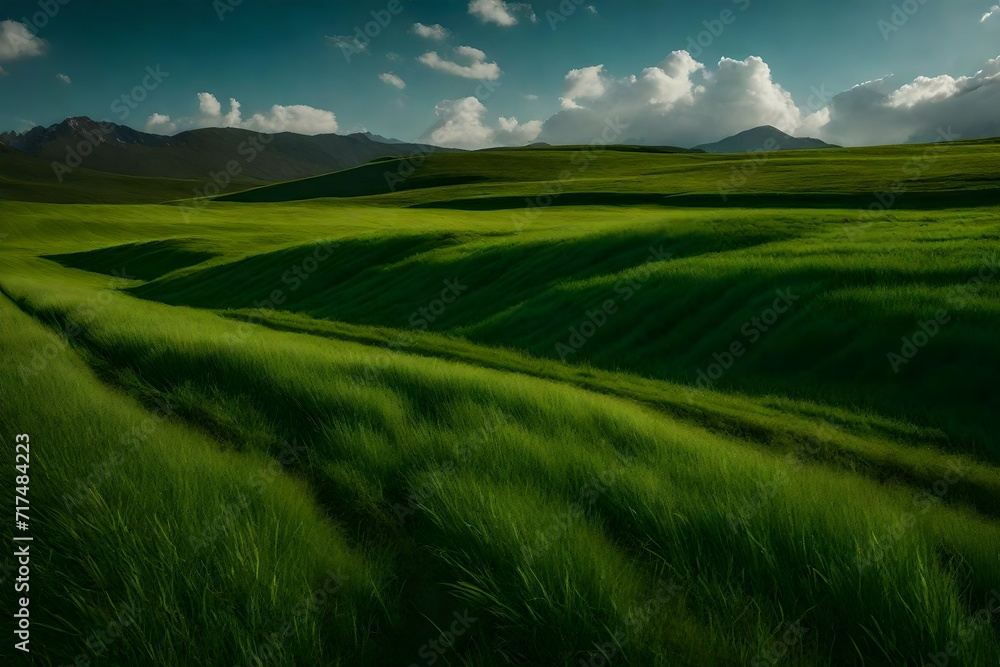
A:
[
  {"left": 0, "top": 116, "right": 458, "bottom": 183},
  {"left": 694, "top": 125, "right": 838, "bottom": 153},
  {"left": 736, "top": 125, "right": 792, "bottom": 138},
  {"left": 359, "top": 131, "right": 409, "bottom": 145}
]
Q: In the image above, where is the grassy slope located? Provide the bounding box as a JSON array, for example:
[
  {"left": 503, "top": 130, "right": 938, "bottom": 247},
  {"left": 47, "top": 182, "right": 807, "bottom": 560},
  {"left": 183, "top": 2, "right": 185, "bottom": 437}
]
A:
[
  {"left": 0, "top": 144, "right": 259, "bottom": 204},
  {"left": 216, "top": 140, "right": 1000, "bottom": 206},
  {"left": 1, "top": 140, "right": 999, "bottom": 665},
  {"left": 112, "top": 204, "right": 1000, "bottom": 457},
  {"left": 3, "top": 255, "right": 1000, "bottom": 666}
]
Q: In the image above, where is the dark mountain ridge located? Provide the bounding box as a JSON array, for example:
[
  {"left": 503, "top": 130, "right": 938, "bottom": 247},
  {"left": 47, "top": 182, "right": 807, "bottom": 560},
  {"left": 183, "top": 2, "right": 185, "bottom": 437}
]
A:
[
  {"left": 0, "top": 117, "right": 455, "bottom": 182},
  {"left": 694, "top": 125, "right": 839, "bottom": 153}
]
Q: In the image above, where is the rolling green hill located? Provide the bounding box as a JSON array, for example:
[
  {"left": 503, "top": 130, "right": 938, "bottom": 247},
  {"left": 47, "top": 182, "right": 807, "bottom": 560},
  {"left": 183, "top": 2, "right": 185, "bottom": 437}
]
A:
[
  {"left": 1, "top": 138, "right": 998, "bottom": 666},
  {"left": 2, "top": 116, "right": 457, "bottom": 182},
  {"left": 217, "top": 139, "right": 1000, "bottom": 207},
  {"left": 0, "top": 144, "right": 233, "bottom": 204}
]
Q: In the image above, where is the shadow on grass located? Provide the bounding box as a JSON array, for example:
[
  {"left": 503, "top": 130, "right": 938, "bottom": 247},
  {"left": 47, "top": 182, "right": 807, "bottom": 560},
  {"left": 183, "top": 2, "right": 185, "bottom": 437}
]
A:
[
  {"left": 408, "top": 189, "right": 1000, "bottom": 211},
  {"left": 44, "top": 239, "right": 218, "bottom": 281}
]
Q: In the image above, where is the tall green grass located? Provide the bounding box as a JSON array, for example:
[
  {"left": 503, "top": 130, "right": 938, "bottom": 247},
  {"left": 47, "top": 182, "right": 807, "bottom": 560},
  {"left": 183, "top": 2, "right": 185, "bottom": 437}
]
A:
[
  {"left": 2, "top": 260, "right": 998, "bottom": 665},
  {"left": 2, "top": 141, "right": 999, "bottom": 665}
]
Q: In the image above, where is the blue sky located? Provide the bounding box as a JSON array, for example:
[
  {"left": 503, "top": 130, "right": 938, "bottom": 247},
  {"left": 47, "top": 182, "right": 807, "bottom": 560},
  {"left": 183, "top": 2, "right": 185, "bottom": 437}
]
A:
[{"left": 1, "top": 0, "right": 998, "bottom": 147}]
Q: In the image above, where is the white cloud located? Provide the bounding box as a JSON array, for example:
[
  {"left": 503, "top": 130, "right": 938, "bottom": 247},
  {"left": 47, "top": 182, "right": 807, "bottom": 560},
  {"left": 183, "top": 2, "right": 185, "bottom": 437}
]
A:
[
  {"left": 886, "top": 75, "right": 961, "bottom": 108},
  {"left": 539, "top": 52, "right": 803, "bottom": 147},
  {"left": 0, "top": 21, "right": 46, "bottom": 69},
  {"left": 379, "top": 72, "right": 406, "bottom": 89},
  {"left": 55, "top": 73, "right": 71, "bottom": 84},
  {"left": 468, "top": 0, "right": 536, "bottom": 26},
  {"left": 421, "top": 96, "right": 542, "bottom": 149},
  {"left": 586, "top": 5, "right": 598, "bottom": 14},
  {"left": 560, "top": 64, "right": 609, "bottom": 109},
  {"left": 498, "top": 115, "right": 544, "bottom": 144},
  {"left": 808, "top": 56, "right": 1000, "bottom": 146},
  {"left": 326, "top": 34, "right": 368, "bottom": 56},
  {"left": 523, "top": 93, "right": 539, "bottom": 100},
  {"left": 244, "top": 105, "right": 339, "bottom": 134},
  {"left": 386, "top": 52, "right": 405, "bottom": 62},
  {"left": 146, "top": 93, "right": 340, "bottom": 136},
  {"left": 411, "top": 22, "right": 450, "bottom": 40},
  {"left": 536, "top": 52, "right": 1000, "bottom": 148},
  {"left": 419, "top": 45, "right": 501, "bottom": 80},
  {"left": 144, "top": 113, "right": 177, "bottom": 134},
  {"left": 981, "top": 5, "right": 999, "bottom": 22}
]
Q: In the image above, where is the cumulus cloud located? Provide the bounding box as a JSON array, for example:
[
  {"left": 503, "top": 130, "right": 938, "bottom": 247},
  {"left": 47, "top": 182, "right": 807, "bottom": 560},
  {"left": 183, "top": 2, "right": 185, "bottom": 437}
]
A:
[
  {"left": 419, "top": 45, "right": 501, "bottom": 80},
  {"left": 530, "top": 50, "right": 1000, "bottom": 148},
  {"left": 560, "top": 65, "right": 609, "bottom": 109},
  {"left": 0, "top": 20, "right": 46, "bottom": 69},
  {"left": 498, "top": 115, "right": 544, "bottom": 144},
  {"left": 981, "top": 5, "right": 999, "bottom": 22},
  {"left": 55, "top": 73, "right": 70, "bottom": 84},
  {"left": 326, "top": 34, "right": 368, "bottom": 56},
  {"left": 421, "top": 96, "right": 542, "bottom": 149},
  {"left": 411, "top": 22, "right": 449, "bottom": 40},
  {"left": 540, "top": 51, "right": 797, "bottom": 147},
  {"left": 145, "top": 93, "right": 339, "bottom": 136},
  {"left": 468, "top": 0, "right": 536, "bottom": 26},
  {"left": 145, "top": 113, "right": 177, "bottom": 134},
  {"left": 379, "top": 72, "right": 406, "bottom": 89},
  {"left": 886, "top": 75, "right": 961, "bottom": 108},
  {"left": 809, "top": 56, "right": 1000, "bottom": 146}
]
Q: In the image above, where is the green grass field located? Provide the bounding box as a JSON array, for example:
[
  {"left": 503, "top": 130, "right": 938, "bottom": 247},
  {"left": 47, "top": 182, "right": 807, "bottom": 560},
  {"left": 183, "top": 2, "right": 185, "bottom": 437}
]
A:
[{"left": 1, "top": 142, "right": 999, "bottom": 666}]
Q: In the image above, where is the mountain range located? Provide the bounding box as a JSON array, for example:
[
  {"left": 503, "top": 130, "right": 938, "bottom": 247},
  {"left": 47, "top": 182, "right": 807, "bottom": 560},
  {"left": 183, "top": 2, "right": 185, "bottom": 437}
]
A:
[
  {"left": 0, "top": 117, "right": 453, "bottom": 183},
  {"left": 693, "top": 125, "right": 839, "bottom": 153},
  {"left": 0, "top": 119, "right": 842, "bottom": 191}
]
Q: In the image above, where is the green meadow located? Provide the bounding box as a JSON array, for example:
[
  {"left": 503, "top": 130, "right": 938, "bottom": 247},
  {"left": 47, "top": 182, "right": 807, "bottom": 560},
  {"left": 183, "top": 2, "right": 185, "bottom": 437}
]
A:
[{"left": 1, "top": 142, "right": 999, "bottom": 665}]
